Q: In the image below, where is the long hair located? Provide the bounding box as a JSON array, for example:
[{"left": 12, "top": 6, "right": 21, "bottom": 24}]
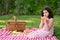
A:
[{"left": 41, "top": 7, "right": 54, "bottom": 19}]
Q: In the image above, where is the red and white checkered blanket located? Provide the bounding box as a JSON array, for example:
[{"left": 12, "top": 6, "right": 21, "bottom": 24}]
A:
[{"left": 0, "top": 28, "right": 58, "bottom": 40}]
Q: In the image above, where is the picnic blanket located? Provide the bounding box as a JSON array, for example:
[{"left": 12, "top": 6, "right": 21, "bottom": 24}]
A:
[{"left": 0, "top": 28, "right": 58, "bottom": 40}]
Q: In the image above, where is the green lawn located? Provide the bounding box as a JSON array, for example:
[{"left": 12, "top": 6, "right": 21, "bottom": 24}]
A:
[{"left": 0, "top": 15, "right": 60, "bottom": 39}]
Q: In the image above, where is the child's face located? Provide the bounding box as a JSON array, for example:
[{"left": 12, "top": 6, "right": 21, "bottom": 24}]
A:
[{"left": 43, "top": 10, "right": 49, "bottom": 17}]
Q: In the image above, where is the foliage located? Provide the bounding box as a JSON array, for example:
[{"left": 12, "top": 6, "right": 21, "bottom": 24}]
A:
[{"left": 0, "top": 0, "right": 60, "bottom": 15}]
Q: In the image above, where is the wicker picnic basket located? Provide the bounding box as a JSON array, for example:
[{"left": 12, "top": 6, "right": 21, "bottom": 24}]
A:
[{"left": 6, "top": 16, "right": 26, "bottom": 32}]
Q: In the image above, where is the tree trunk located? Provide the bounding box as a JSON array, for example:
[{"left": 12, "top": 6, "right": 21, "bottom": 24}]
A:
[
  {"left": 15, "top": 0, "right": 20, "bottom": 15},
  {"left": 15, "top": 0, "right": 23, "bottom": 15},
  {"left": 2, "top": 0, "right": 11, "bottom": 15}
]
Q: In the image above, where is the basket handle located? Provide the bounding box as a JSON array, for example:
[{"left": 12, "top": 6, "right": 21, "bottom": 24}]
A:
[{"left": 13, "top": 16, "right": 17, "bottom": 22}]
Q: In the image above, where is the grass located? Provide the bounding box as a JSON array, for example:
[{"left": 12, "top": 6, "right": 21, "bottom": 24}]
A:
[{"left": 0, "top": 15, "right": 60, "bottom": 39}]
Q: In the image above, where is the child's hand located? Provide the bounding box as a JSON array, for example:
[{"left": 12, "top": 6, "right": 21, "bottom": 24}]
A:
[
  {"left": 41, "top": 17, "right": 45, "bottom": 21},
  {"left": 41, "top": 17, "right": 49, "bottom": 24},
  {"left": 41, "top": 17, "right": 46, "bottom": 23},
  {"left": 44, "top": 18, "right": 49, "bottom": 24}
]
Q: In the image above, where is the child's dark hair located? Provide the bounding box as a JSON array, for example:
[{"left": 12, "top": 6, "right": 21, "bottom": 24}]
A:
[{"left": 41, "top": 7, "right": 54, "bottom": 19}]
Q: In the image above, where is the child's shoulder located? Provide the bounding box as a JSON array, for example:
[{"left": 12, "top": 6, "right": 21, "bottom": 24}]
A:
[{"left": 49, "top": 18, "right": 54, "bottom": 21}]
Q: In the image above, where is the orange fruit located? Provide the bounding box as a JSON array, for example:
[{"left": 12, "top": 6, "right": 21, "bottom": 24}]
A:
[
  {"left": 41, "top": 17, "right": 45, "bottom": 21},
  {"left": 41, "top": 17, "right": 47, "bottom": 21}
]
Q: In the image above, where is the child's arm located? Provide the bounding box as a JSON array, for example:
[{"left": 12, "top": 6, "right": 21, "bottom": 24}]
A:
[
  {"left": 45, "top": 18, "right": 54, "bottom": 31},
  {"left": 39, "top": 19, "right": 44, "bottom": 29}
]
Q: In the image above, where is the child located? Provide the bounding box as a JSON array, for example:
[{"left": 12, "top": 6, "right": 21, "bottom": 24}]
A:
[{"left": 24, "top": 7, "right": 54, "bottom": 38}]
